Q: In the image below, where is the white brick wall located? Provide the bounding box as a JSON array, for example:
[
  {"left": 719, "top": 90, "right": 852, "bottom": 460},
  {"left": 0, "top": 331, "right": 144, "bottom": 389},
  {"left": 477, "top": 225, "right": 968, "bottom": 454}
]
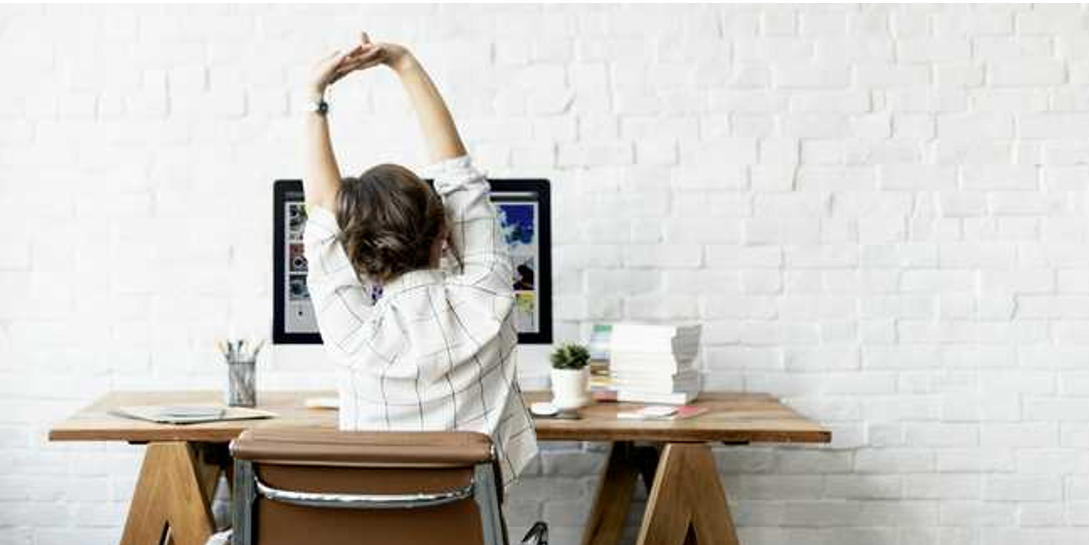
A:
[{"left": 3, "top": 3, "right": 1089, "bottom": 544}]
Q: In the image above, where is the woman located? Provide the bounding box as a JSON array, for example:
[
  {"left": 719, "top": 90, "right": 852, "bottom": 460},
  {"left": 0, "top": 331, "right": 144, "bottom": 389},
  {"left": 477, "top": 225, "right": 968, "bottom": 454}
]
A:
[{"left": 301, "top": 33, "right": 538, "bottom": 486}]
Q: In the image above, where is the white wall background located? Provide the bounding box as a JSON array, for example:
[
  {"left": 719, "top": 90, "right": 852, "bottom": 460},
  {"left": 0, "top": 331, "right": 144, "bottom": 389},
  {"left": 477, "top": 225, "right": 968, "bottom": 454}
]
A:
[{"left": 3, "top": 3, "right": 1089, "bottom": 544}]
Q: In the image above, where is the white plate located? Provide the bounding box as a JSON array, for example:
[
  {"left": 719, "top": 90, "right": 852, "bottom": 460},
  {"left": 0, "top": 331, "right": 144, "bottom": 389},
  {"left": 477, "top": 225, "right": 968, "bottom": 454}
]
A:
[{"left": 529, "top": 401, "right": 559, "bottom": 417}]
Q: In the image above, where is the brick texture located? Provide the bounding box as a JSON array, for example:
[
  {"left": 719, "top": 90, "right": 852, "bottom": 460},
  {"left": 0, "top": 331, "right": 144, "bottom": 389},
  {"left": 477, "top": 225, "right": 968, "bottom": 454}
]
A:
[{"left": 3, "top": 4, "right": 1089, "bottom": 545}]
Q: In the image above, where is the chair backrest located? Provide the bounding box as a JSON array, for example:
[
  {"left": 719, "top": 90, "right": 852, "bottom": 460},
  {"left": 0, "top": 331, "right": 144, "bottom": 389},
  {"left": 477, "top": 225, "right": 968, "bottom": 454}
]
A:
[{"left": 230, "top": 428, "right": 507, "bottom": 545}]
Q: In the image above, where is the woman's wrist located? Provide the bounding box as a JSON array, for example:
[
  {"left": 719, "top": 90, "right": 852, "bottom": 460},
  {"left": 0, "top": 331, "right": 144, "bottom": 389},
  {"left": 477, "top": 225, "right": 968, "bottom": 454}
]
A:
[
  {"left": 388, "top": 52, "right": 419, "bottom": 75},
  {"left": 307, "top": 85, "right": 326, "bottom": 102}
]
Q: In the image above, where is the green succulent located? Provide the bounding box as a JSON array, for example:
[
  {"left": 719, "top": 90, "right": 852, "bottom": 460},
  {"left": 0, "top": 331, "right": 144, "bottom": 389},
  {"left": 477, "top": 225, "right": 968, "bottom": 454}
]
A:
[{"left": 550, "top": 343, "right": 590, "bottom": 370}]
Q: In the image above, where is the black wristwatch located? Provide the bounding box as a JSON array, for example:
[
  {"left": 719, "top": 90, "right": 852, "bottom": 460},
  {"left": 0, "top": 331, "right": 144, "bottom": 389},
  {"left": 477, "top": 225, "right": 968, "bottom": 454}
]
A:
[{"left": 307, "top": 98, "right": 329, "bottom": 116}]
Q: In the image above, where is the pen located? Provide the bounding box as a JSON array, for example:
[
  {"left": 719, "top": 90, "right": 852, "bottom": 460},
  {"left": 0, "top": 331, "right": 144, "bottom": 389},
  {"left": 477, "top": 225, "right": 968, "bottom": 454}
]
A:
[
  {"left": 218, "top": 337, "right": 266, "bottom": 361},
  {"left": 251, "top": 339, "right": 266, "bottom": 359}
]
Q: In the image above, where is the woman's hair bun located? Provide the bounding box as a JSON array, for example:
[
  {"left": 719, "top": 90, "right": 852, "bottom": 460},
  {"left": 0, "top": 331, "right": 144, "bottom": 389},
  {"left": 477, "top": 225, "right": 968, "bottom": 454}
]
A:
[{"left": 334, "top": 164, "right": 448, "bottom": 284}]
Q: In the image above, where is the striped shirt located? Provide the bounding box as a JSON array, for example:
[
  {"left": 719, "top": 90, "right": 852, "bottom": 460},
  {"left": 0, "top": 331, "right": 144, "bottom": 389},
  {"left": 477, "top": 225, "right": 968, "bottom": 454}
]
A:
[{"left": 303, "top": 155, "right": 539, "bottom": 486}]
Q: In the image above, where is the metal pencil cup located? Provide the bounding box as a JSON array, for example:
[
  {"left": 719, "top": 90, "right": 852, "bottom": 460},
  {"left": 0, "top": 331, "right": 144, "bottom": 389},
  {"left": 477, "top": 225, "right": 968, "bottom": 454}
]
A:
[{"left": 226, "top": 357, "right": 257, "bottom": 407}]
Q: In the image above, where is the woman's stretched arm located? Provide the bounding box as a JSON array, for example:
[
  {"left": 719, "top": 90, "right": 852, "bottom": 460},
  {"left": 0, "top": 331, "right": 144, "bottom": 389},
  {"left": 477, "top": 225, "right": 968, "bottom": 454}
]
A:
[
  {"left": 381, "top": 45, "right": 467, "bottom": 163},
  {"left": 301, "top": 39, "right": 388, "bottom": 365},
  {"left": 303, "top": 42, "right": 383, "bottom": 210},
  {"left": 302, "top": 98, "right": 341, "bottom": 211},
  {"left": 376, "top": 46, "right": 511, "bottom": 292}
]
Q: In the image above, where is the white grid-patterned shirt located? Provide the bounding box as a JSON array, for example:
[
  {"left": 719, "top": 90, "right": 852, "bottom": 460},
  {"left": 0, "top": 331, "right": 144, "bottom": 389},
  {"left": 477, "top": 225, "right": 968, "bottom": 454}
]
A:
[{"left": 303, "top": 155, "right": 538, "bottom": 486}]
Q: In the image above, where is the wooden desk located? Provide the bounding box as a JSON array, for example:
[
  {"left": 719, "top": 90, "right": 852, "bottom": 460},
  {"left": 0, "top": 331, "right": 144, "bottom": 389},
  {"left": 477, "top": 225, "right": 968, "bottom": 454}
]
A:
[{"left": 50, "top": 391, "right": 830, "bottom": 545}]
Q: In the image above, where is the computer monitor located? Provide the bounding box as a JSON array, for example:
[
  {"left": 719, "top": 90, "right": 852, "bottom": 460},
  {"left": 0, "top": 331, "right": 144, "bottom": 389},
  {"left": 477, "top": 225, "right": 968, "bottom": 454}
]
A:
[{"left": 272, "top": 178, "right": 552, "bottom": 346}]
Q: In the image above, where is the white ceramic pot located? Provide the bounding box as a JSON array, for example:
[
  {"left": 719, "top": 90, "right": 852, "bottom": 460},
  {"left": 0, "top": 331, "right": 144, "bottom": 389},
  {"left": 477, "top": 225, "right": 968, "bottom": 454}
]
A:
[{"left": 550, "top": 367, "right": 590, "bottom": 411}]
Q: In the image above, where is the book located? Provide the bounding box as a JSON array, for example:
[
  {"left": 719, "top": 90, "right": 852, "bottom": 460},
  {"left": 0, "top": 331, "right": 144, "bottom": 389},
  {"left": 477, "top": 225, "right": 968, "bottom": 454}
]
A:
[
  {"left": 592, "top": 389, "right": 618, "bottom": 402},
  {"left": 609, "top": 324, "right": 701, "bottom": 361},
  {"left": 610, "top": 360, "right": 696, "bottom": 376},
  {"left": 588, "top": 323, "right": 701, "bottom": 359},
  {"left": 609, "top": 375, "right": 701, "bottom": 395},
  {"left": 588, "top": 323, "right": 613, "bottom": 361},
  {"left": 609, "top": 367, "right": 700, "bottom": 380},
  {"left": 610, "top": 375, "right": 698, "bottom": 385},
  {"left": 609, "top": 345, "right": 699, "bottom": 360},
  {"left": 616, "top": 390, "right": 698, "bottom": 405},
  {"left": 610, "top": 367, "right": 700, "bottom": 384},
  {"left": 609, "top": 352, "right": 697, "bottom": 366},
  {"left": 589, "top": 372, "right": 614, "bottom": 392},
  {"left": 610, "top": 383, "right": 700, "bottom": 396}
]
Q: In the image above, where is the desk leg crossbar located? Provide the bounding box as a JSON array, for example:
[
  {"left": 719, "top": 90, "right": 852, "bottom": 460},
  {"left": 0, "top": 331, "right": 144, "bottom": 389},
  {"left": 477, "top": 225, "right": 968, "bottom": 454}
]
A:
[{"left": 582, "top": 442, "right": 739, "bottom": 545}]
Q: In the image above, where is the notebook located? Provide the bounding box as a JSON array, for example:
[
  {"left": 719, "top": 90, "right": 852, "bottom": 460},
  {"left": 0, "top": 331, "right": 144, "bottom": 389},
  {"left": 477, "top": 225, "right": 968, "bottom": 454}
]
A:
[{"left": 110, "top": 405, "right": 277, "bottom": 425}]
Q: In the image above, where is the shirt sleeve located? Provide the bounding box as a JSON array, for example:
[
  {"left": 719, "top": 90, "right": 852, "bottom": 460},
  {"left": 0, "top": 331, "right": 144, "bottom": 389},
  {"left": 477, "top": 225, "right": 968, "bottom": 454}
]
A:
[
  {"left": 302, "top": 204, "right": 380, "bottom": 361},
  {"left": 426, "top": 155, "right": 514, "bottom": 296}
]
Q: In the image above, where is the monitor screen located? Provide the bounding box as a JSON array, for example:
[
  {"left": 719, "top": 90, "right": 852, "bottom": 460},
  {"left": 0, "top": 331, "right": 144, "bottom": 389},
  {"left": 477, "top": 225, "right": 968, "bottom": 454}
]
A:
[{"left": 273, "top": 179, "right": 552, "bottom": 345}]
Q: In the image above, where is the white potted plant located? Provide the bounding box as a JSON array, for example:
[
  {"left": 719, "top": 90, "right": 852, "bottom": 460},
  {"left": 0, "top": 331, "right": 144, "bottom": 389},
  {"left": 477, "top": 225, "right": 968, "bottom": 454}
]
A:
[{"left": 549, "top": 343, "right": 591, "bottom": 411}]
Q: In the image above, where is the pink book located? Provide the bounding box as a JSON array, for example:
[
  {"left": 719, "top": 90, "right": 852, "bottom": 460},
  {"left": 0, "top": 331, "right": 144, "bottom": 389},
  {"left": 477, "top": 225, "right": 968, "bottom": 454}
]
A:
[{"left": 616, "top": 405, "right": 709, "bottom": 421}]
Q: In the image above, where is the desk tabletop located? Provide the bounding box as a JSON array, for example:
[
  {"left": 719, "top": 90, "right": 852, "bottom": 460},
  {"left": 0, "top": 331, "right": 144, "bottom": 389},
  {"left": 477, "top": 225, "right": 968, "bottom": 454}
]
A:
[{"left": 48, "top": 390, "right": 830, "bottom": 445}]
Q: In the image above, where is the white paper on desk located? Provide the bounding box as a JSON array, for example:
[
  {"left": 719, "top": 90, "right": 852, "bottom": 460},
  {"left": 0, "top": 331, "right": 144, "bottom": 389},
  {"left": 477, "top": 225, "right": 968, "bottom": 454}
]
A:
[
  {"left": 110, "top": 405, "right": 277, "bottom": 425},
  {"left": 304, "top": 396, "right": 340, "bottom": 410}
]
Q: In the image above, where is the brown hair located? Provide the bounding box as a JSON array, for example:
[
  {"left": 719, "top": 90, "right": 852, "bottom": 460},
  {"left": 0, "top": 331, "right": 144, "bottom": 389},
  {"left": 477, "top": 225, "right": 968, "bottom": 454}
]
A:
[{"left": 335, "top": 164, "right": 448, "bottom": 284}]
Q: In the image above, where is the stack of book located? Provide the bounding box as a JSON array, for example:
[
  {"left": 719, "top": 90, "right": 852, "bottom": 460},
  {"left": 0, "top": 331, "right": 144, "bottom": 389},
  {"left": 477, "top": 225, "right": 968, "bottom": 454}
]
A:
[
  {"left": 588, "top": 323, "right": 614, "bottom": 395},
  {"left": 608, "top": 323, "right": 702, "bottom": 405}
]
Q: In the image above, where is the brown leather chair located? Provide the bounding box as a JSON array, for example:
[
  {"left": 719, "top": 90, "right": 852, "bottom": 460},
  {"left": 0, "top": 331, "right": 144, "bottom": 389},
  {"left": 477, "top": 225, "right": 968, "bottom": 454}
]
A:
[{"left": 229, "top": 428, "right": 546, "bottom": 545}]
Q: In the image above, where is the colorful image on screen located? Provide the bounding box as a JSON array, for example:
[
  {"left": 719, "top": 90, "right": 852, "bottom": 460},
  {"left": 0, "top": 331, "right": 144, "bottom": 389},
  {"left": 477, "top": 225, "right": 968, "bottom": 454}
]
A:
[{"left": 497, "top": 202, "right": 540, "bottom": 333}]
